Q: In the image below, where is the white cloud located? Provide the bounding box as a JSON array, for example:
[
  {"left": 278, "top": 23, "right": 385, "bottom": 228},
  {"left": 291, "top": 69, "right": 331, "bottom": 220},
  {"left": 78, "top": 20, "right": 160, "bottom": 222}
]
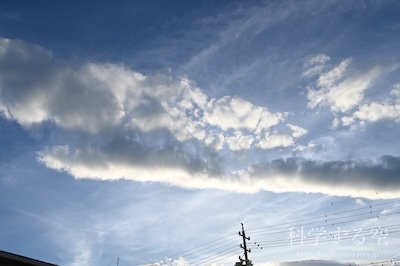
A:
[
  {"left": 331, "top": 117, "right": 340, "bottom": 129},
  {"left": 339, "top": 83, "right": 400, "bottom": 126},
  {"left": 307, "top": 58, "right": 353, "bottom": 112},
  {"left": 0, "top": 42, "right": 129, "bottom": 133},
  {"left": 326, "top": 66, "right": 384, "bottom": 112},
  {"left": 37, "top": 144, "right": 400, "bottom": 199},
  {"left": 306, "top": 54, "right": 330, "bottom": 67},
  {"left": 204, "top": 96, "right": 283, "bottom": 132},
  {"left": 3, "top": 38, "right": 400, "bottom": 199},
  {"left": 0, "top": 38, "right": 290, "bottom": 149},
  {"left": 226, "top": 131, "right": 254, "bottom": 151},
  {"left": 317, "top": 58, "right": 351, "bottom": 89},
  {"left": 351, "top": 102, "right": 400, "bottom": 123},
  {"left": 257, "top": 134, "right": 294, "bottom": 149},
  {"left": 302, "top": 65, "right": 324, "bottom": 78},
  {"left": 307, "top": 57, "right": 399, "bottom": 121},
  {"left": 340, "top": 116, "right": 355, "bottom": 126},
  {"left": 309, "top": 59, "right": 394, "bottom": 111},
  {"left": 287, "top": 124, "right": 308, "bottom": 138},
  {"left": 39, "top": 149, "right": 400, "bottom": 200},
  {"left": 204, "top": 131, "right": 225, "bottom": 151}
]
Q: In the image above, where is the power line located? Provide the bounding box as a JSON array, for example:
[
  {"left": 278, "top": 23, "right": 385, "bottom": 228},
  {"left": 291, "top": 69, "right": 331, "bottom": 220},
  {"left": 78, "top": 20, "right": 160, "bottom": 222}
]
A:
[
  {"left": 357, "top": 258, "right": 400, "bottom": 266},
  {"left": 185, "top": 242, "right": 238, "bottom": 263},
  {"left": 247, "top": 200, "right": 400, "bottom": 234},
  {"left": 189, "top": 245, "right": 238, "bottom": 266},
  {"left": 246, "top": 206, "right": 400, "bottom": 238},
  {"left": 146, "top": 233, "right": 237, "bottom": 265},
  {"left": 141, "top": 199, "right": 400, "bottom": 265},
  {"left": 252, "top": 223, "right": 400, "bottom": 248}
]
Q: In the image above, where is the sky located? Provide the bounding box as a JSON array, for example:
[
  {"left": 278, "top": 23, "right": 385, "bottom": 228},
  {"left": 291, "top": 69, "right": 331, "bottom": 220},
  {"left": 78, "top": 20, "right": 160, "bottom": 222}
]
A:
[{"left": 0, "top": 0, "right": 400, "bottom": 265}]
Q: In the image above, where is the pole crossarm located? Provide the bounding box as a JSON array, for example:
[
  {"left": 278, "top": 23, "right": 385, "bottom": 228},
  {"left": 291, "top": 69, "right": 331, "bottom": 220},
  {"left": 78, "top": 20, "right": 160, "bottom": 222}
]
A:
[{"left": 236, "top": 223, "right": 252, "bottom": 266}]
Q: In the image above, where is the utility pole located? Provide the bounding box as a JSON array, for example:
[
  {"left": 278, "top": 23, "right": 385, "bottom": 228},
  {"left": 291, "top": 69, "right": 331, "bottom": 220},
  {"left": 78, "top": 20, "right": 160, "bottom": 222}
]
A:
[{"left": 236, "top": 223, "right": 252, "bottom": 266}]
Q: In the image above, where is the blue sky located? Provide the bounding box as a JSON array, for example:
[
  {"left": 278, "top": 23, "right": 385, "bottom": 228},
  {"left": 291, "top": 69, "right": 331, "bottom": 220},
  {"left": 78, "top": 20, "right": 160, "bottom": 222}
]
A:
[{"left": 1, "top": 0, "right": 400, "bottom": 265}]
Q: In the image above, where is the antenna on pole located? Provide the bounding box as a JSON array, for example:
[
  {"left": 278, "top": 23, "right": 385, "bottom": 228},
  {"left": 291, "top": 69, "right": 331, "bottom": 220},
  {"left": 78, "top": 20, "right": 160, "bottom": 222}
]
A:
[{"left": 117, "top": 257, "right": 119, "bottom": 266}]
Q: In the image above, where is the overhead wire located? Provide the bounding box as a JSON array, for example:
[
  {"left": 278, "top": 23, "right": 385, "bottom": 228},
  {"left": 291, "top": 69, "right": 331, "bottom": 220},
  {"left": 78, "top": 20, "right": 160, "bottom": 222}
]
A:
[
  {"left": 189, "top": 245, "right": 238, "bottom": 266},
  {"left": 249, "top": 209, "right": 400, "bottom": 243},
  {"left": 142, "top": 199, "right": 400, "bottom": 265},
  {"left": 147, "top": 232, "right": 237, "bottom": 265},
  {"left": 175, "top": 235, "right": 237, "bottom": 261},
  {"left": 184, "top": 241, "right": 238, "bottom": 263},
  {"left": 246, "top": 205, "right": 400, "bottom": 239},
  {"left": 207, "top": 205, "right": 399, "bottom": 264},
  {"left": 252, "top": 223, "right": 400, "bottom": 248},
  {"left": 357, "top": 258, "right": 400, "bottom": 266},
  {"left": 247, "top": 199, "right": 400, "bottom": 234}
]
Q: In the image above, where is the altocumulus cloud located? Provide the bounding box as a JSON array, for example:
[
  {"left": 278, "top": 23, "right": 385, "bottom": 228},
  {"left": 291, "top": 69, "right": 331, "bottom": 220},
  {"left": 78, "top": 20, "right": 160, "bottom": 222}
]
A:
[
  {"left": 1, "top": 38, "right": 400, "bottom": 198},
  {"left": 304, "top": 54, "right": 400, "bottom": 128}
]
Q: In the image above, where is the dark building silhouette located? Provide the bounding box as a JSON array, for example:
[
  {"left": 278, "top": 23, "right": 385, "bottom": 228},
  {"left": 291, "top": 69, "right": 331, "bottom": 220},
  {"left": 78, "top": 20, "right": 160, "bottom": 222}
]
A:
[{"left": 0, "top": 250, "right": 58, "bottom": 266}]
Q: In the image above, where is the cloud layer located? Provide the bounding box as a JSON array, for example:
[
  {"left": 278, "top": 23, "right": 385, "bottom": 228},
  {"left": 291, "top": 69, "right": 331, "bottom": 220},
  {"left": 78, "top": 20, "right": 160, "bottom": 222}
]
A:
[{"left": 1, "top": 38, "right": 400, "bottom": 199}]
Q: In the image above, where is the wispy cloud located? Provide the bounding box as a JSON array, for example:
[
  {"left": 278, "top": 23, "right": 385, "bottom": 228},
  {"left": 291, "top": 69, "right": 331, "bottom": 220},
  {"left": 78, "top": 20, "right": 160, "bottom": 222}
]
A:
[{"left": 302, "top": 54, "right": 331, "bottom": 78}]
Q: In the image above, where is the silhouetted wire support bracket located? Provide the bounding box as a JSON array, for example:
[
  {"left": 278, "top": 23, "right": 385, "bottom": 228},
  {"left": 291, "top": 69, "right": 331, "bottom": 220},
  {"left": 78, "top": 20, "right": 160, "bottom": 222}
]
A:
[{"left": 237, "top": 223, "right": 253, "bottom": 266}]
